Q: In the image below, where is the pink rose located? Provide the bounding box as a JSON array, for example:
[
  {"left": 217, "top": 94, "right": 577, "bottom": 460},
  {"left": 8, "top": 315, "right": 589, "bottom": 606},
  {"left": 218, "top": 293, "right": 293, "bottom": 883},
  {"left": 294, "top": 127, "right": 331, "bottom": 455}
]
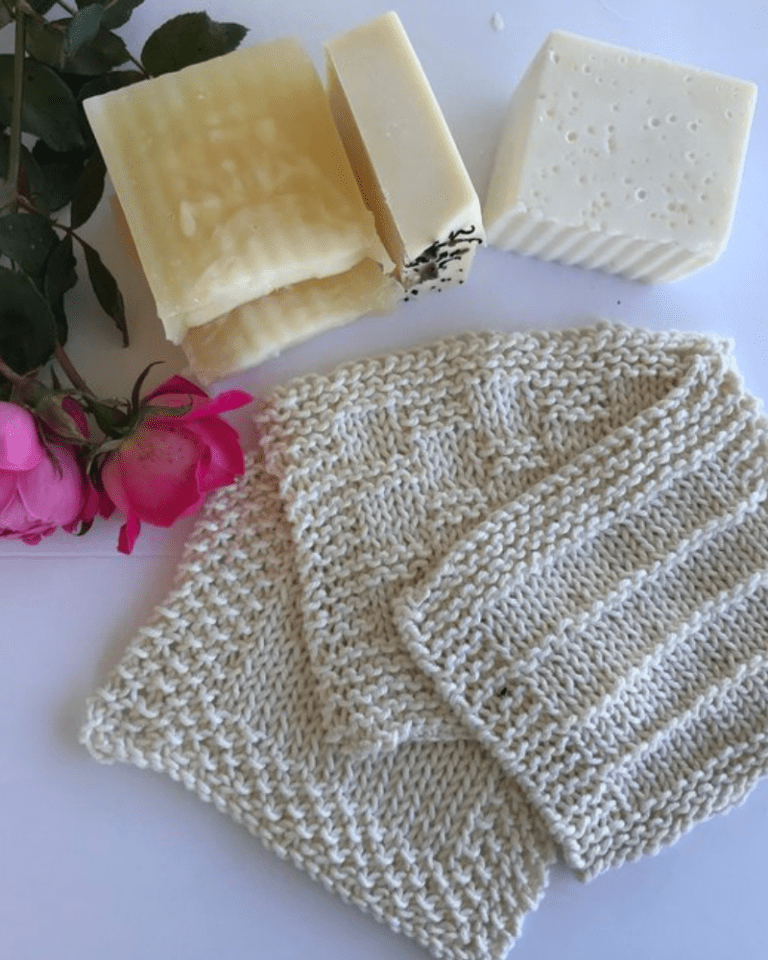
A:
[
  {"left": 0, "top": 401, "right": 88, "bottom": 544},
  {"left": 100, "top": 375, "right": 251, "bottom": 554}
]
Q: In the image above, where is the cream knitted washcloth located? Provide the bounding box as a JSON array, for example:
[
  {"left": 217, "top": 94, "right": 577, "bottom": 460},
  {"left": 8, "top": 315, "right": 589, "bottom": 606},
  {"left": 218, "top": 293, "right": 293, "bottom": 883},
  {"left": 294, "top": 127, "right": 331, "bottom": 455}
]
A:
[{"left": 82, "top": 323, "right": 768, "bottom": 959}]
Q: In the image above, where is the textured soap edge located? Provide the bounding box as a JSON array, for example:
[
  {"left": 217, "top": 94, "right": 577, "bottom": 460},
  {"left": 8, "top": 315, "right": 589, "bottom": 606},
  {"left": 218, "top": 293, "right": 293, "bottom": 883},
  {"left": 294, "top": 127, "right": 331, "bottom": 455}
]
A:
[
  {"left": 489, "top": 210, "right": 721, "bottom": 282},
  {"left": 182, "top": 260, "right": 402, "bottom": 383},
  {"left": 484, "top": 30, "right": 759, "bottom": 281}
]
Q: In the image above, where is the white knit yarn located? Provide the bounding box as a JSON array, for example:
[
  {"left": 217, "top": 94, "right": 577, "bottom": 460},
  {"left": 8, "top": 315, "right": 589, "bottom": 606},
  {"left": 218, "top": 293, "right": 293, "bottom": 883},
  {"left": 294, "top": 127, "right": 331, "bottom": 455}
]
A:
[
  {"left": 82, "top": 446, "right": 555, "bottom": 960},
  {"left": 83, "top": 323, "right": 768, "bottom": 957}
]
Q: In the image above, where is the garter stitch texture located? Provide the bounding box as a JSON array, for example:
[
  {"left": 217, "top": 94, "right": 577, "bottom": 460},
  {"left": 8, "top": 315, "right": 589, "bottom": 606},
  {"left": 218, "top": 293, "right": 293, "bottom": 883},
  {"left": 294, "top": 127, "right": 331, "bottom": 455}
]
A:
[{"left": 83, "top": 323, "right": 768, "bottom": 959}]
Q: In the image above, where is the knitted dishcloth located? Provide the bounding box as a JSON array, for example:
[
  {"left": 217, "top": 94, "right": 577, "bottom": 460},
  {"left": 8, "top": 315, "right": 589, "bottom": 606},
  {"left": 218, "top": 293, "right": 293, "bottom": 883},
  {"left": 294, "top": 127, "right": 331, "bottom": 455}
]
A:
[
  {"left": 82, "top": 323, "right": 768, "bottom": 958},
  {"left": 83, "top": 448, "right": 555, "bottom": 960}
]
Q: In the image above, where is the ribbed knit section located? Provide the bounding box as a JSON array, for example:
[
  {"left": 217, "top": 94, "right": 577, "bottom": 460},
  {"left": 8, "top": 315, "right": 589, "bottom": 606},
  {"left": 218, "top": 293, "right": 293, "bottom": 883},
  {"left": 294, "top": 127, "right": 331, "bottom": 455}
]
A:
[{"left": 396, "top": 333, "right": 768, "bottom": 878}]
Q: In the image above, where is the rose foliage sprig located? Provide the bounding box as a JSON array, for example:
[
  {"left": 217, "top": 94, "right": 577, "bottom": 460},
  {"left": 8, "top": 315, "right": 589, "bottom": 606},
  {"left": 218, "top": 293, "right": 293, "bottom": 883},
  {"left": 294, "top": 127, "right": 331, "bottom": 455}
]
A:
[{"left": 0, "top": 2, "right": 252, "bottom": 552}]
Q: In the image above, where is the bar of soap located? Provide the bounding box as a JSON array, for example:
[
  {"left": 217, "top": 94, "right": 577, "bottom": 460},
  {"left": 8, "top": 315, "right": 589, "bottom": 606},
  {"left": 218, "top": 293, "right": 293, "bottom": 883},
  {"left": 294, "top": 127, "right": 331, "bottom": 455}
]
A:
[
  {"left": 109, "top": 194, "right": 401, "bottom": 382},
  {"left": 484, "top": 31, "right": 757, "bottom": 282},
  {"left": 182, "top": 259, "right": 401, "bottom": 383},
  {"left": 84, "top": 39, "right": 393, "bottom": 344},
  {"left": 325, "top": 12, "right": 484, "bottom": 298}
]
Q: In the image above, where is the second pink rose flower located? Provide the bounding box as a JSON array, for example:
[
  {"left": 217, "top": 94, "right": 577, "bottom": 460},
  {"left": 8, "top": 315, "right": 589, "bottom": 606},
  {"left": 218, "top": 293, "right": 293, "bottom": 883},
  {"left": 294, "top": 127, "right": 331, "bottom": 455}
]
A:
[{"left": 100, "top": 375, "right": 251, "bottom": 554}]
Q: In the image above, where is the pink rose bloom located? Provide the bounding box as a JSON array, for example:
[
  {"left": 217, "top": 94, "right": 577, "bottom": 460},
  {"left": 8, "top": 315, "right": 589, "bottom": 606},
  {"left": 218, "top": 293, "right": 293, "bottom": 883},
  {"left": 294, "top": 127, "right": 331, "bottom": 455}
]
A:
[
  {"left": 100, "top": 375, "right": 251, "bottom": 554},
  {"left": 0, "top": 401, "right": 88, "bottom": 544}
]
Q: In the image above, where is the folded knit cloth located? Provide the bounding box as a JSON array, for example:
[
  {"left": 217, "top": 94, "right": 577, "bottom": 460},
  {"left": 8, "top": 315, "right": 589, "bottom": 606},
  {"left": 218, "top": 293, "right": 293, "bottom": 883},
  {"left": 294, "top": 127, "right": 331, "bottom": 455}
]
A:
[{"left": 82, "top": 323, "right": 768, "bottom": 960}]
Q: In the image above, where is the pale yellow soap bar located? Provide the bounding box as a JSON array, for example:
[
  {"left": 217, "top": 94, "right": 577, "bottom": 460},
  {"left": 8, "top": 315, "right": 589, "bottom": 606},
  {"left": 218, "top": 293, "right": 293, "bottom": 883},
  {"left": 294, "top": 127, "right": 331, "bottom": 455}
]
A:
[
  {"left": 325, "top": 12, "right": 484, "bottom": 298},
  {"left": 110, "top": 194, "right": 400, "bottom": 382},
  {"left": 183, "top": 260, "right": 401, "bottom": 383},
  {"left": 84, "top": 39, "right": 392, "bottom": 343}
]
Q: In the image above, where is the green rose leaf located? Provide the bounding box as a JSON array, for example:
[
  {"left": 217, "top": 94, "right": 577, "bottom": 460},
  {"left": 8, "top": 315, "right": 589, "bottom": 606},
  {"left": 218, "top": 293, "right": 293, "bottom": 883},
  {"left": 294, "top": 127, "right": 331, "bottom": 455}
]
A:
[
  {"left": 141, "top": 12, "right": 248, "bottom": 76},
  {"left": 0, "top": 54, "right": 85, "bottom": 151},
  {"left": 23, "top": 16, "right": 66, "bottom": 70},
  {"left": 0, "top": 266, "right": 58, "bottom": 374},
  {"left": 76, "top": 0, "right": 146, "bottom": 31},
  {"left": 44, "top": 234, "right": 78, "bottom": 344},
  {"left": 64, "top": 5, "right": 105, "bottom": 60},
  {"left": 79, "top": 238, "right": 128, "bottom": 346},
  {"left": 0, "top": 131, "right": 46, "bottom": 206},
  {"left": 68, "top": 26, "right": 131, "bottom": 74},
  {"left": 30, "top": 140, "right": 90, "bottom": 212},
  {"left": 70, "top": 148, "right": 106, "bottom": 229},
  {"left": 26, "top": 17, "right": 130, "bottom": 76},
  {"left": 0, "top": 212, "right": 59, "bottom": 277}
]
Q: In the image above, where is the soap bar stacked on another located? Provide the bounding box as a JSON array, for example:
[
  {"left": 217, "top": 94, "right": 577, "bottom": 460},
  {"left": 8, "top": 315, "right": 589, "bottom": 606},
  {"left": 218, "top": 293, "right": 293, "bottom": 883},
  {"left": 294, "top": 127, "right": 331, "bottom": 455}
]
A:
[
  {"left": 325, "top": 12, "right": 484, "bottom": 298},
  {"left": 84, "top": 39, "right": 400, "bottom": 380},
  {"left": 484, "top": 31, "right": 757, "bottom": 282},
  {"left": 85, "top": 15, "right": 485, "bottom": 381}
]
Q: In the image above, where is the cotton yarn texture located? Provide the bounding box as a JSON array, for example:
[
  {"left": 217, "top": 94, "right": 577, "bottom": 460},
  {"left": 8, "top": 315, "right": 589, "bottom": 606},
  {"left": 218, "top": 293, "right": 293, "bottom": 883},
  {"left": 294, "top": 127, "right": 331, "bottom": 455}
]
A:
[{"left": 82, "top": 323, "right": 768, "bottom": 960}]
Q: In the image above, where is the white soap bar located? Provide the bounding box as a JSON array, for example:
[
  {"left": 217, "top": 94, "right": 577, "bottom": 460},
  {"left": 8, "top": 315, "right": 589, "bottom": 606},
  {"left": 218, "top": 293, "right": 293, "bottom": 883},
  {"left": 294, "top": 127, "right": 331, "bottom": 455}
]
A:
[
  {"left": 325, "top": 12, "right": 484, "bottom": 298},
  {"left": 182, "top": 259, "right": 401, "bottom": 383},
  {"left": 85, "top": 39, "right": 392, "bottom": 343},
  {"left": 484, "top": 31, "right": 757, "bottom": 282}
]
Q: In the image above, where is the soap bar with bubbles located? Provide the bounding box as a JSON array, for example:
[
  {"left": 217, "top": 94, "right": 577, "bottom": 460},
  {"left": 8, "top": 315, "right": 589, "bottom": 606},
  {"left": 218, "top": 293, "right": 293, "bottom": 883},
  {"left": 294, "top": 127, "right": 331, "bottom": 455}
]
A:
[{"left": 484, "top": 31, "right": 757, "bottom": 282}]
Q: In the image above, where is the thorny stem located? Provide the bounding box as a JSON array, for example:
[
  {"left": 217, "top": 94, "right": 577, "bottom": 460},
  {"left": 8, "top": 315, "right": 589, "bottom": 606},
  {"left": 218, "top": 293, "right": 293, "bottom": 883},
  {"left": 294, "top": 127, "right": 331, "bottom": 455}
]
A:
[
  {"left": 54, "top": 342, "right": 96, "bottom": 396},
  {"left": 6, "top": 7, "right": 26, "bottom": 214}
]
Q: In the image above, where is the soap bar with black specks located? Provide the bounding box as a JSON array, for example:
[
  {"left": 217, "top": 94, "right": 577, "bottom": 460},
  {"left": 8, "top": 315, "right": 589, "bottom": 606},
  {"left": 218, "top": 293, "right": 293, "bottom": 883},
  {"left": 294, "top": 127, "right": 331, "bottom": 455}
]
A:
[{"left": 325, "top": 11, "right": 484, "bottom": 299}]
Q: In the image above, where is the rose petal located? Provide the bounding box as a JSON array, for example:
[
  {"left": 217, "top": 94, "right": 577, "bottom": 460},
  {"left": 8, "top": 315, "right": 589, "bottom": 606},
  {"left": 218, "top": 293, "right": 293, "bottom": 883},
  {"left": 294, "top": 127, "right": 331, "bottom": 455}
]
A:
[
  {"left": 185, "top": 417, "right": 245, "bottom": 491},
  {"left": 117, "top": 512, "right": 142, "bottom": 554},
  {"left": 16, "top": 445, "right": 85, "bottom": 527},
  {"left": 0, "top": 469, "right": 18, "bottom": 513},
  {"left": 146, "top": 390, "right": 251, "bottom": 426},
  {"left": 144, "top": 374, "right": 209, "bottom": 404},
  {"left": 78, "top": 482, "right": 115, "bottom": 526},
  {"left": 101, "top": 425, "right": 204, "bottom": 527},
  {"left": 61, "top": 397, "right": 90, "bottom": 439},
  {"left": 1, "top": 489, "right": 37, "bottom": 532},
  {"left": 178, "top": 389, "right": 252, "bottom": 422},
  {"left": 0, "top": 492, "right": 58, "bottom": 540},
  {"left": 0, "top": 402, "right": 45, "bottom": 471},
  {"left": 178, "top": 491, "right": 208, "bottom": 519},
  {"left": 20, "top": 530, "right": 45, "bottom": 545}
]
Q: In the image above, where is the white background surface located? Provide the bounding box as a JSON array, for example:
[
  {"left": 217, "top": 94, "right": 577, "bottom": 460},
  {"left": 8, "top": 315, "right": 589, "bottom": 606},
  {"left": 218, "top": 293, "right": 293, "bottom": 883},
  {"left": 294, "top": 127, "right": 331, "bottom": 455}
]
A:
[{"left": 2, "top": 1, "right": 768, "bottom": 958}]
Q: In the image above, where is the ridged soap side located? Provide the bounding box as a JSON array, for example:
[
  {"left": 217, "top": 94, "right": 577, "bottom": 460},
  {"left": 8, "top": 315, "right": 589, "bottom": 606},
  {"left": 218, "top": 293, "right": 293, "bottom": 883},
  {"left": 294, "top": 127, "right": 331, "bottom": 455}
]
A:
[
  {"left": 488, "top": 213, "right": 716, "bottom": 283},
  {"left": 182, "top": 259, "right": 401, "bottom": 383}
]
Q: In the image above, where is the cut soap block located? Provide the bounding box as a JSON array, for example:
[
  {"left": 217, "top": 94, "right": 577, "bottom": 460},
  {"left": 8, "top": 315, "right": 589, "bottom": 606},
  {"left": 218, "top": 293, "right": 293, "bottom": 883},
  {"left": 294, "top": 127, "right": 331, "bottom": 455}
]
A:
[
  {"left": 109, "top": 194, "right": 401, "bottom": 382},
  {"left": 325, "top": 11, "right": 484, "bottom": 298},
  {"left": 84, "top": 39, "right": 395, "bottom": 346},
  {"left": 183, "top": 259, "right": 399, "bottom": 384},
  {"left": 484, "top": 31, "right": 757, "bottom": 282}
]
